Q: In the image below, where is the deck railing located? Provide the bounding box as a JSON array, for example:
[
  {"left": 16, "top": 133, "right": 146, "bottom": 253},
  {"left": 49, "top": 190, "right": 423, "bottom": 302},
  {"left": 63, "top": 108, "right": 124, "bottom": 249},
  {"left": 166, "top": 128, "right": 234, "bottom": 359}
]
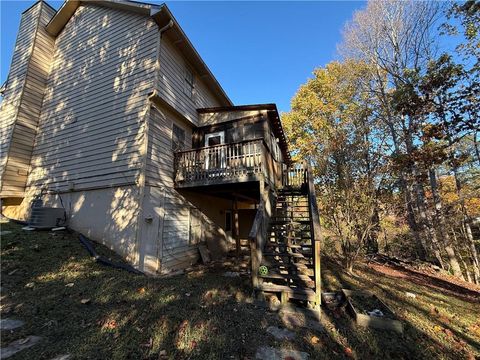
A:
[
  {"left": 283, "top": 162, "right": 307, "bottom": 188},
  {"left": 174, "top": 139, "right": 268, "bottom": 186}
]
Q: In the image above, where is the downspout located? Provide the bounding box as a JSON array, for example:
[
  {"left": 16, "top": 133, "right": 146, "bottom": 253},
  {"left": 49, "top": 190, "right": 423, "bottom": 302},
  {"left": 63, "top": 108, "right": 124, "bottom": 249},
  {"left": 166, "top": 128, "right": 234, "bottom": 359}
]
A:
[
  {"left": 154, "top": 20, "right": 173, "bottom": 92},
  {"left": 134, "top": 18, "right": 173, "bottom": 272}
]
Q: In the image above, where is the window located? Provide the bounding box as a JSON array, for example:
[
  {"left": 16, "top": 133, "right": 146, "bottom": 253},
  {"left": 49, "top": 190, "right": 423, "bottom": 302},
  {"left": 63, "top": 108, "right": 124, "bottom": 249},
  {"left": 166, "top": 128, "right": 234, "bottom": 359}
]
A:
[
  {"left": 172, "top": 124, "right": 186, "bottom": 151},
  {"left": 184, "top": 66, "right": 194, "bottom": 98}
]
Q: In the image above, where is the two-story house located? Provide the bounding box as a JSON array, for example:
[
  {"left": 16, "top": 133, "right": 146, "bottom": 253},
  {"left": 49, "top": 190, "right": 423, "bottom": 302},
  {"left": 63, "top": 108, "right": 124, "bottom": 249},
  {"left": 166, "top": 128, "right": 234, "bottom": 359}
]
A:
[{"left": 0, "top": 0, "right": 321, "bottom": 307}]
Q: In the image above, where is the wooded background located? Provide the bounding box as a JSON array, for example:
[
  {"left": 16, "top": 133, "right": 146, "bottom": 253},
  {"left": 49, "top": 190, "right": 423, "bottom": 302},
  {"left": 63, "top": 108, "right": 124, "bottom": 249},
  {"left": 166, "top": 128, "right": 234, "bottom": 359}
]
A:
[{"left": 283, "top": 0, "right": 480, "bottom": 283}]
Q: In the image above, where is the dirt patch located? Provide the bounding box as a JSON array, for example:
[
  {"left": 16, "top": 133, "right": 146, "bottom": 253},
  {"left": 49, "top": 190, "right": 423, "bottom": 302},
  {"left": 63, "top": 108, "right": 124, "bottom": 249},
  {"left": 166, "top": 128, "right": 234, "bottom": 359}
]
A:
[{"left": 368, "top": 263, "right": 480, "bottom": 303}]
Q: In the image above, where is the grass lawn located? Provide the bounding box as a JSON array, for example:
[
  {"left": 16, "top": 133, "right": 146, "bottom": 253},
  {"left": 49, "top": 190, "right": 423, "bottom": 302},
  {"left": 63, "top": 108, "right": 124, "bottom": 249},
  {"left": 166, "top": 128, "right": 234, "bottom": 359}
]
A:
[{"left": 1, "top": 220, "right": 479, "bottom": 359}]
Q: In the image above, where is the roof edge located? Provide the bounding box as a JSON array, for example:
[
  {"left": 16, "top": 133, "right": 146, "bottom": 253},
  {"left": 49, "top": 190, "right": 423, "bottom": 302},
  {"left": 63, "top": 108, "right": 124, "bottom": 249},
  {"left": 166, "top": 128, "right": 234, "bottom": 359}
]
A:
[
  {"left": 153, "top": 4, "right": 232, "bottom": 107},
  {"left": 44, "top": 1, "right": 232, "bottom": 107},
  {"left": 197, "top": 104, "right": 277, "bottom": 114},
  {"left": 45, "top": 0, "right": 161, "bottom": 36}
]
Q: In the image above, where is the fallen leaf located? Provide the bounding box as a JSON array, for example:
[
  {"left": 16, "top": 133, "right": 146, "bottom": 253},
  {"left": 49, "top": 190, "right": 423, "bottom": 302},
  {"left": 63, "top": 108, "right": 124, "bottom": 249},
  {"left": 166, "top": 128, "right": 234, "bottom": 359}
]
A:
[
  {"left": 344, "top": 347, "right": 354, "bottom": 358},
  {"left": 102, "top": 319, "right": 117, "bottom": 330},
  {"left": 138, "top": 287, "right": 146, "bottom": 294},
  {"left": 311, "top": 335, "right": 321, "bottom": 345},
  {"left": 80, "top": 298, "right": 91, "bottom": 305},
  {"left": 65, "top": 283, "right": 74, "bottom": 287}
]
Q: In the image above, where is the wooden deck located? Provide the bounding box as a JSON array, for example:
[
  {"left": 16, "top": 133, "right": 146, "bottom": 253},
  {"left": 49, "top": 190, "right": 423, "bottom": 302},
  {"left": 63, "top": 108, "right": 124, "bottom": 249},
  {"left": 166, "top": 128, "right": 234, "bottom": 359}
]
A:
[{"left": 174, "top": 139, "right": 282, "bottom": 188}]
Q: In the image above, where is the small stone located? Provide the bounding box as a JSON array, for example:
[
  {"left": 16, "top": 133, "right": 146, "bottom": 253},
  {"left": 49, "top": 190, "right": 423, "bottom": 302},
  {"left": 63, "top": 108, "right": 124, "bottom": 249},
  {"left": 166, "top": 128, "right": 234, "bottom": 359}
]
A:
[
  {"left": 50, "top": 355, "right": 71, "bottom": 360},
  {"left": 405, "top": 292, "right": 416, "bottom": 299},
  {"left": 7, "top": 269, "right": 18, "bottom": 276},
  {"left": 0, "top": 319, "right": 24, "bottom": 331},
  {"left": 310, "top": 336, "right": 320, "bottom": 345},
  {"left": 268, "top": 296, "right": 281, "bottom": 312},
  {"left": 185, "top": 292, "right": 191, "bottom": 297},
  {"left": 255, "top": 346, "right": 308, "bottom": 360},
  {"left": 223, "top": 271, "right": 240, "bottom": 277},
  {"left": 0, "top": 336, "right": 42, "bottom": 359},
  {"left": 25, "top": 282, "right": 34, "bottom": 288},
  {"left": 266, "top": 326, "right": 296, "bottom": 340},
  {"left": 80, "top": 298, "right": 91, "bottom": 305},
  {"left": 65, "top": 283, "right": 74, "bottom": 288}
]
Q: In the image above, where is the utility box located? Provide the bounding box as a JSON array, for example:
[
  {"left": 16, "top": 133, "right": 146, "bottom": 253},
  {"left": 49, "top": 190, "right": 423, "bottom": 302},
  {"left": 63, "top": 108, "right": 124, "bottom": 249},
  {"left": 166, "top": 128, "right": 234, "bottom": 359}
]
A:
[{"left": 29, "top": 207, "right": 65, "bottom": 229}]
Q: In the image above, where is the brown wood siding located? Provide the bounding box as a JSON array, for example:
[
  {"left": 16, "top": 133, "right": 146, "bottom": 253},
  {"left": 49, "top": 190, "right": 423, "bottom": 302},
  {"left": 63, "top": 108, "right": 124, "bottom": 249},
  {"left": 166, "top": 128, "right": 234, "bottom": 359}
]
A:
[{"left": 27, "top": 4, "right": 158, "bottom": 192}]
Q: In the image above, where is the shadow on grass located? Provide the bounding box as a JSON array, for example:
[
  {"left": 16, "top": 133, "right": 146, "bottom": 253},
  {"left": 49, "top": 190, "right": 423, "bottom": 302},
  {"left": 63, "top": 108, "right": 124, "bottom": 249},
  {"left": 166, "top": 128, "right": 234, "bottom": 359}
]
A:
[
  {"left": 320, "top": 256, "right": 480, "bottom": 360},
  {"left": 2, "top": 222, "right": 479, "bottom": 360},
  {"left": 1, "top": 221, "right": 282, "bottom": 359}
]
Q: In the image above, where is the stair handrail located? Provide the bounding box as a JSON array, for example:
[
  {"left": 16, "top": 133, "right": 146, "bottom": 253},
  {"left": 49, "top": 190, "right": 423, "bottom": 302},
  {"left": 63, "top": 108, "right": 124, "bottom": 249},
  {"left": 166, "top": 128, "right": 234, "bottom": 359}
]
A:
[
  {"left": 306, "top": 163, "right": 322, "bottom": 304},
  {"left": 249, "top": 186, "right": 273, "bottom": 288}
]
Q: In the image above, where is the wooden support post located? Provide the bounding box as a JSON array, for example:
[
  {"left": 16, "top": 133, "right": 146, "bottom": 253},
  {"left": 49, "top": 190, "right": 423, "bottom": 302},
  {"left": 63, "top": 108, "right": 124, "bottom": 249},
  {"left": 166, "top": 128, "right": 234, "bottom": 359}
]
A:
[
  {"left": 251, "top": 238, "right": 259, "bottom": 288},
  {"left": 234, "top": 197, "right": 240, "bottom": 257},
  {"left": 306, "top": 164, "right": 322, "bottom": 306}
]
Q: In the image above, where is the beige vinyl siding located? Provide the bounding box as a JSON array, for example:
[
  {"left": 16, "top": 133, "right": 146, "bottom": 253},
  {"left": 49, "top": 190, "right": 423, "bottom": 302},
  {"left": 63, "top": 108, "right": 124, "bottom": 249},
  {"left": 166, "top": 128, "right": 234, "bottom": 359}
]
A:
[
  {"left": 144, "top": 104, "right": 198, "bottom": 273},
  {"left": 0, "top": 3, "right": 39, "bottom": 186},
  {"left": 157, "top": 36, "right": 222, "bottom": 126},
  {"left": 28, "top": 4, "right": 158, "bottom": 192},
  {"left": 0, "top": 2, "right": 55, "bottom": 197},
  {"left": 160, "top": 190, "right": 199, "bottom": 273},
  {"left": 145, "top": 104, "right": 192, "bottom": 187}
]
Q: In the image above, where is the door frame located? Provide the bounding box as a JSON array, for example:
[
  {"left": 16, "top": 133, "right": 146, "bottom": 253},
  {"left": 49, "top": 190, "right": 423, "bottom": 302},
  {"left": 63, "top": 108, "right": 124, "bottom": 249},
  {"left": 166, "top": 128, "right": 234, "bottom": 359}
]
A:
[{"left": 205, "top": 131, "right": 226, "bottom": 170}]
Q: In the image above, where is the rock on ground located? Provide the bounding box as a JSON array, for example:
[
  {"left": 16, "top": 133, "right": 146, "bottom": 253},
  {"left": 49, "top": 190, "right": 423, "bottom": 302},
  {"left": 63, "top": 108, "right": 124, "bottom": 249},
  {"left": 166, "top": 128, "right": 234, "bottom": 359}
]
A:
[
  {"left": 266, "top": 326, "right": 296, "bottom": 340},
  {"left": 255, "top": 346, "right": 309, "bottom": 360},
  {"left": 279, "top": 310, "right": 324, "bottom": 333},
  {"left": 0, "top": 319, "right": 24, "bottom": 331},
  {"left": 50, "top": 355, "right": 71, "bottom": 360},
  {"left": 0, "top": 336, "right": 42, "bottom": 359}
]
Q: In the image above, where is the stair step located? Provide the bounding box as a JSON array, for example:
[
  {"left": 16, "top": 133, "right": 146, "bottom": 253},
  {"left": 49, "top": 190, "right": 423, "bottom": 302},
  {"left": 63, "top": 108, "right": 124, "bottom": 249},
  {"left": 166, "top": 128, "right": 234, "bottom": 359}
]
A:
[
  {"left": 266, "top": 243, "right": 312, "bottom": 249},
  {"left": 263, "top": 252, "right": 308, "bottom": 259},
  {"left": 259, "top": 274, "right": 315, "bottom": 288},
  {"left": 270, "top": 220, "right": 311, "bottom": 225},
  {"left": 257, "top": 283, "right": 317, "bottom": 301}
]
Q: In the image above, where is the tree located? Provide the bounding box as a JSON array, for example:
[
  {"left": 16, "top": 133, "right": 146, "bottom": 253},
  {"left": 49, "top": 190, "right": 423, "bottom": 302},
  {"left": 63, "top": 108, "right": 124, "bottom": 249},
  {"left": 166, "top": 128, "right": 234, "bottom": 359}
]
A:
[
  {"left": 339, "top": 0, "right": 446, "bottom": 261},
  {"left": 283, "top": 60, "right": 387, "bottom": 271}
]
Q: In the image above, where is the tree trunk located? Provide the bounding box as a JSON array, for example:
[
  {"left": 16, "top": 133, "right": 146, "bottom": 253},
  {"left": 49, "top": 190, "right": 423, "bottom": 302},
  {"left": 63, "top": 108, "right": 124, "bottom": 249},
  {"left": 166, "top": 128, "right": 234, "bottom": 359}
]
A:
[
  {"left": 451, "top": 162, "right": 480, "bottom": 283},
  {"left": 413, "top": 171, "right": 444, "bottom": 267},
  {"left": 382, "top": 105, "right": 425, "bottom": 259},
  {"left": 366, "top": 206, "right": 380, "bottom": 254},
  {"left": 474, "top": 130, "right": 480, "bottom": 165},
  {"left": 402, "top": 173, "right": 427, "bottom": 260},
  {"left": 428, "top": 168, "right": 464, "bottom": 279}
]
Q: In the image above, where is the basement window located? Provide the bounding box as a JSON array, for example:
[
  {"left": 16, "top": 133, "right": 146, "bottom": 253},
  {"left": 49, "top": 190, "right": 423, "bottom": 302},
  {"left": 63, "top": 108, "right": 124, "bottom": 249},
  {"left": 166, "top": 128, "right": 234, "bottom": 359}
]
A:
[{"left": 172, "top": 124, "right": 186, "bottom": 152}]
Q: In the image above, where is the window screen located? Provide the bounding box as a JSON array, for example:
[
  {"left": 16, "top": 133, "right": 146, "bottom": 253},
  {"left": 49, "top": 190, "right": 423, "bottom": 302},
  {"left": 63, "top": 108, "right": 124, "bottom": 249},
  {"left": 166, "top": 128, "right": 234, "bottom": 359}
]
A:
[{"left": 172, "top": 124, "right": 186, "bottom": 151}]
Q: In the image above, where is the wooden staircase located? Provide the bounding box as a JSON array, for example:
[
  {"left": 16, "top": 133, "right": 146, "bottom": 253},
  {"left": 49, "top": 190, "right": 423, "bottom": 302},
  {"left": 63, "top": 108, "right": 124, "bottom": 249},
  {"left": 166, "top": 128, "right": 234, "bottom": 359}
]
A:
[{"left": 249, "top": 164, "right": 322, "bottom": 307}]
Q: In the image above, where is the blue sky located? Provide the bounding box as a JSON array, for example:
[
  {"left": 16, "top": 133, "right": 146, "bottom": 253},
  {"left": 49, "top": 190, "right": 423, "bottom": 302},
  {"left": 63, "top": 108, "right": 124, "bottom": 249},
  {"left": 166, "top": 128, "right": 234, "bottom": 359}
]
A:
[{"left": 0, "top": 1, "right": 364, "bottom": 112}]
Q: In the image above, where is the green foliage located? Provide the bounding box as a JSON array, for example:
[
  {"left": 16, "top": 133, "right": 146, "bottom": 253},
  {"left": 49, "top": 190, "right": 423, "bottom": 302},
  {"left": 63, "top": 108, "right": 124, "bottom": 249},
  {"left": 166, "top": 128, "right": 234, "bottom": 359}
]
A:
[{"left": 283, "top": 60, "right": 386, "bottom": 270}]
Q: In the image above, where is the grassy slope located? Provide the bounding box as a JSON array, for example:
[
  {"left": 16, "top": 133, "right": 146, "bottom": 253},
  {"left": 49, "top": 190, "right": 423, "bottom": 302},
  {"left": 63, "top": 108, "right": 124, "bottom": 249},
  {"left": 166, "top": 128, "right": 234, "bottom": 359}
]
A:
[{"left": 1, "top": 220, "right": 479, "bottom": 359}]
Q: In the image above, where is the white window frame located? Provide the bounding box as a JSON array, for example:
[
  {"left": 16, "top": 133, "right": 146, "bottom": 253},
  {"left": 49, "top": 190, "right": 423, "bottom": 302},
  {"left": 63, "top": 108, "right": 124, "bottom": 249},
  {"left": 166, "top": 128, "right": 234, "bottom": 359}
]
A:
[{"left": 205, "top": 131, "right": 225, "bottom": 170}]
